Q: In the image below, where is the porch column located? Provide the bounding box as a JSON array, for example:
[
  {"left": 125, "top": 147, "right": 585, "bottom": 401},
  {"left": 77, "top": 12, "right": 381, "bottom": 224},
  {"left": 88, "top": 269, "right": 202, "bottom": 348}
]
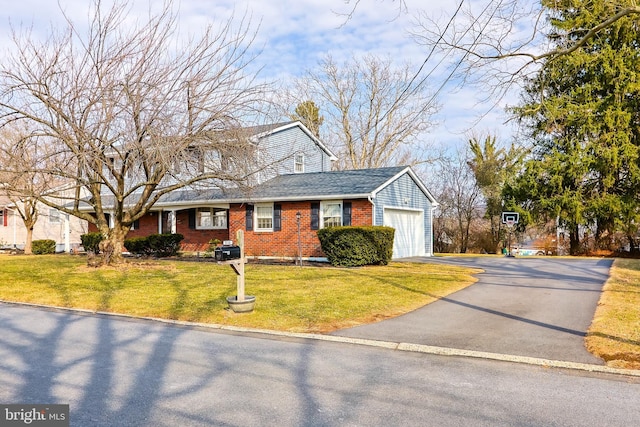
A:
[{"left": 170, "top": 210, "right": 177, "bottom": 234}]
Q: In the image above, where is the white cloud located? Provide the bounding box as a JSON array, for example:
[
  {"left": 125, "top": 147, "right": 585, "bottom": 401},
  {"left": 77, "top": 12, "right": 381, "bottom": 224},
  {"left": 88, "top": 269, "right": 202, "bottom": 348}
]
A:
[{"left": 0, "top": 0, "right": 527, "bottom": 152}]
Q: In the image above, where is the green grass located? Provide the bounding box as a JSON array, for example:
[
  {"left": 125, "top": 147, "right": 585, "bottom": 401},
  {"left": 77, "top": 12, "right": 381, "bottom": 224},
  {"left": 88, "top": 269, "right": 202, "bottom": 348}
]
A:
[
  {"left": 0, "top": 254, "right": 480, "bottom": 333},
  {"left": 587, "top": 258, "right": 640, "bottom": 369}
]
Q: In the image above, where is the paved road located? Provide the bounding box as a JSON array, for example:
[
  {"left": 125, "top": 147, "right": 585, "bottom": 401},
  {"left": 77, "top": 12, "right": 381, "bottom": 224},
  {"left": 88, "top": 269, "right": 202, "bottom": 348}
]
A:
[
  {"left": 1, "top": 303, "right": 638, "bottom": 426},
  {"left": 333, "top": 257, "right": 612, "bottom": 364}
]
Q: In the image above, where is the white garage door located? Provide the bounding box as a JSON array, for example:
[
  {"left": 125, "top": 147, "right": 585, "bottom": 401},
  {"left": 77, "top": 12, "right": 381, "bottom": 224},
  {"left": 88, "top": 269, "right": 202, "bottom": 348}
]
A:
[{"left": 383, "top": 208, "right": 425, "bottom": 259}]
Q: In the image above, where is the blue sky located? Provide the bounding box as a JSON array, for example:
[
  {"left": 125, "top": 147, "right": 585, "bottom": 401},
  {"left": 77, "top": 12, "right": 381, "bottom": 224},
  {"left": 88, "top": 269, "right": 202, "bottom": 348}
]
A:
[{"left": 0, "top": 0, "right": 522, "bottom": 150}]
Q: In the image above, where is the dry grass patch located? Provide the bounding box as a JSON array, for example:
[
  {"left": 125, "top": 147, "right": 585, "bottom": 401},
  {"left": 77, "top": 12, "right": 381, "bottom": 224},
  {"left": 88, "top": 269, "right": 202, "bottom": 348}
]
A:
[
  {"left": 587, "top": 258, "right": 640, "bottom": 369},
  {"left": 0, "top": 254, "right": 480, "bottom": 333}
]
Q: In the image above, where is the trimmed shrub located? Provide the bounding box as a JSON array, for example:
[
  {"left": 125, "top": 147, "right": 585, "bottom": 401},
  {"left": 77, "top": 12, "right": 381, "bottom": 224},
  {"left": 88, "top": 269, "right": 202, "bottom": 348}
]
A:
[
  {"left": 124, "top": 234, "right": 184, "bottom": 257},
  {"left": 317, "top": 226, "right": 395, "bottom": 267},
  {"left": 81, "top": 232, "right": 104, "bottom": 254},
  {"left": 32, "top": 239, "right": 56, "bottom": 255},
  {"left": 124, "top": 236, "right": 151, "bottom": 256},
  {"left": 148, "top": 233, "right": 184, "bottom": 257}
]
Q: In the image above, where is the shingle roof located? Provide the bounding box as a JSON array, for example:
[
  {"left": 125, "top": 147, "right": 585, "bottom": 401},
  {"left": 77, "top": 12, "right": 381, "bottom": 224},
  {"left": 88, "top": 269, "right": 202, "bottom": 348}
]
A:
[
  {"left": 241, "top": 121, "right": 296, "bottom": 137},
  {"left": 149, "top": 166, "right": 410, "bottom": 206},
  {"left": 242, "top": 166, "right": 408, "bottom": 200}
]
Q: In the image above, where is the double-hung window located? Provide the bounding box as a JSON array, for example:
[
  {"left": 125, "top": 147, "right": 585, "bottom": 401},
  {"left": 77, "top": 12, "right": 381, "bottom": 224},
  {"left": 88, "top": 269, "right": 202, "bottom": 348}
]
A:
[
  {"left": 294, "top": 154, "right": 304, "bottom": 173},
  {"left": 49, "top": 209, "right": 61, "bottom": 224},
  {"left": 322, "top": 201, "right": 342, "bottom": 227},
  {"left": 196, "top": 208, "right": 227, "bottom": 229},
  {"left": 255, "top": 204, "right": 274, "bottom": 231},
  {"left": 311, "top": 201, "right": 352, "bottom": 230}
]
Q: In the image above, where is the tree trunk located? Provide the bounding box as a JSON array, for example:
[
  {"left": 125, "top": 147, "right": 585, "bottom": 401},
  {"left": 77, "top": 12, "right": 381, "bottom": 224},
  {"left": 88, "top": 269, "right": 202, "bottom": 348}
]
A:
[
  {"left": 569, "top": 226, "right": 581, "bottom": 256},
  {"left": 24, "top": 227, "right": 34, "bottom": 255},
  {"left": 98, "top": 226, "right": 128, "bottom": 265},
  {"left": 627, "top": 234, "right": 638, "bottom": 254}
]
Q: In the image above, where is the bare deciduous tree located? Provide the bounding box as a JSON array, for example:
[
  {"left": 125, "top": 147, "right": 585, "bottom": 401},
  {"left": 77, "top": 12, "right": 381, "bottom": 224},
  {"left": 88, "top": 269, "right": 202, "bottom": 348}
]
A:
[
  {"left": 412, "top": 1, "right": 640, "bottom": 100},
  {"left": 0, "top": 126, "right": 52, "bottom": 254},
  {"left": 0, "top": 0, "right": 270, "bottom": 264},
  {"left": 426, "top": 149, "right": 482, "bottom": 253},
  {"left": 290, "top": 54, "right": 438, "bottom": 170}
]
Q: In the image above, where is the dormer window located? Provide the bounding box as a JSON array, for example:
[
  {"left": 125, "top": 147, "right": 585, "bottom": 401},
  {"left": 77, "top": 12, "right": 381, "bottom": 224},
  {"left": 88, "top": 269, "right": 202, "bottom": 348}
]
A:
[{"left": 294, "top": 153, "right": 304, "bottom": 173}]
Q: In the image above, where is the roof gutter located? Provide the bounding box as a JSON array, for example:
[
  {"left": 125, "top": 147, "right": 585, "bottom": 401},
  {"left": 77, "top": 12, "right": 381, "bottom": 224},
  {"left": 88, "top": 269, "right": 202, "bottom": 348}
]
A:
[{"left": 77, "top": 193, "right": 376, "bottom": 212}]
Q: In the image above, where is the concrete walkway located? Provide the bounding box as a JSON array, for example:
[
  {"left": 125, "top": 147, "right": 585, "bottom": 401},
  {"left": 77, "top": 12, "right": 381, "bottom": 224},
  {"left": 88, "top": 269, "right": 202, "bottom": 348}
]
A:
[{"left": 332, "top": 256, "right": 612, "bottom": 364}]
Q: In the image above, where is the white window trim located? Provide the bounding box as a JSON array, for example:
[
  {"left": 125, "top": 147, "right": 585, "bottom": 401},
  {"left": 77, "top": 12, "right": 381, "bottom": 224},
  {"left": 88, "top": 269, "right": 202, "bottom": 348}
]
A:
[
  {"left": 255, "top": 203, "right": 274, "bottom": 232},
  {"left": 294, "top": 153, "right": 304, "bottom": 173},
  {"left": 196, "top": 207, "right": 227, "bottom": 230},
  {"left": 320, "top": 200, "right": 342, "bottom": 228}
]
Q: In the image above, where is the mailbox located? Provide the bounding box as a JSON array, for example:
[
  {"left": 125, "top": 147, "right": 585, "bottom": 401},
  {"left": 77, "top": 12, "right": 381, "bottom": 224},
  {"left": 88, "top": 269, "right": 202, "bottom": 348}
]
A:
[{"left": 214, "top": 245, "right": 241, "bottom": 261}]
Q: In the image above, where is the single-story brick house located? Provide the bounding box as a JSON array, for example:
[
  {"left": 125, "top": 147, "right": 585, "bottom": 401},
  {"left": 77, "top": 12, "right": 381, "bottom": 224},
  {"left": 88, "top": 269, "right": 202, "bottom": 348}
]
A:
[{"left": 88, "top": 165, "right": 437, "bottom": 260}]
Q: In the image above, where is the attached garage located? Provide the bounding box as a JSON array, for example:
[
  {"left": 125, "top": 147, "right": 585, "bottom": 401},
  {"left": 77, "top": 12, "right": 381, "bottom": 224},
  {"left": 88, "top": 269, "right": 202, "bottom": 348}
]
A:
[{"left": 383, "top": 208, "right": 425, "bottom": 258}]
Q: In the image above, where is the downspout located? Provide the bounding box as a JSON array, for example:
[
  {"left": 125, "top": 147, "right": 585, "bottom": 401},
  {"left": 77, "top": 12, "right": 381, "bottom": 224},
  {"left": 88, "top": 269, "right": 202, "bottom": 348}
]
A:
[{"left": 368, "top": 195, "right": 375, "bottom": 225}]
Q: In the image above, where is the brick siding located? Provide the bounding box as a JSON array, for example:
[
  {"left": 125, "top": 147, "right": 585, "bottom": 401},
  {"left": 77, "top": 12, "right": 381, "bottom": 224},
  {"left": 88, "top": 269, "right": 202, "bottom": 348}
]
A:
[
  {"left": 86, "top": 199, "right": 373, "bottom": 258},
  {"left": 89, "top": 199, "right": 373, "bottom": 259}
]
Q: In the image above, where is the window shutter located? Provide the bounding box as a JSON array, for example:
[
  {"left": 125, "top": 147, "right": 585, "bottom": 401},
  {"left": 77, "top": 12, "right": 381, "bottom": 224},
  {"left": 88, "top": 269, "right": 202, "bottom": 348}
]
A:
[
  {"left": 343, "top": 202, "right": 352, "bottom": 226},
  {"left": 310, "top": 202, "right": 320, "bottom": 230},
  {"left": 273, "top": 204, "right": 282, "bottom": 231},
  {"left": 246, "top": 205, "right": 254, "bottom": 231},
  {"left": 3, "top": 209, "right": 7, "bottom": 227},
  {"left": 104, "top": 213, "right": 111, "bottom": 229},
  {"left": 133, "top": 219, "right": 140, "bottom": 230},
  {"left": 187, "top": 209, "right": 196, "bottom": 229}
]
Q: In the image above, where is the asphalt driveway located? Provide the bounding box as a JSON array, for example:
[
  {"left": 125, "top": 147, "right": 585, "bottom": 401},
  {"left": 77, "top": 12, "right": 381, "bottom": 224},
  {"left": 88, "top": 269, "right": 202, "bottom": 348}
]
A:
[{"left": 332, "top": 257, "right": 613, "bottom": 364}]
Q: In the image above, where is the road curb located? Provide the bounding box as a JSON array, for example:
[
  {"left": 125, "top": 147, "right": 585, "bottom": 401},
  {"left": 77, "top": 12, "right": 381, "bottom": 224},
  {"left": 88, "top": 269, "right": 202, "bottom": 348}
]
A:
[{"left": 3, "top": 300, "right": 639, "bottom": 378}]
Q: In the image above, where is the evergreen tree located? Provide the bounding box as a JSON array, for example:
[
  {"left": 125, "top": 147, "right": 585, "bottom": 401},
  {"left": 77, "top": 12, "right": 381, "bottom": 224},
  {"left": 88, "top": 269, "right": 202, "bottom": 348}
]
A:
[
  {"left": 292, "top": 100, "right": 323, "bottom": 138},
  {"left": 511, "top": 0, "right": 640, "bottom": 254},
  {"left": 468, "top": 135, "right": 524, "bottom": 253}
]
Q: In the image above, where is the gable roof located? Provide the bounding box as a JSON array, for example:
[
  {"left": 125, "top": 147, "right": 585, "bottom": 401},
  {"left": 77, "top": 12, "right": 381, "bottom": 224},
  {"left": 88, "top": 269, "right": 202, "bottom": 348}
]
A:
[{"left": 248, "top": 120, "right": 338, "bottom": 162}]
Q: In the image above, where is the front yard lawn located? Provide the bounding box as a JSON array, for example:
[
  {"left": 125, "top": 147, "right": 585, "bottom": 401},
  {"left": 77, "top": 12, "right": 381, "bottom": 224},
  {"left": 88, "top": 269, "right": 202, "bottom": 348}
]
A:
[
  {"left": 587, "top": 258, "right": 640, "bottom": 369},
  {"left": 0, "top": 254, "right": 480, "bottom": 333}
]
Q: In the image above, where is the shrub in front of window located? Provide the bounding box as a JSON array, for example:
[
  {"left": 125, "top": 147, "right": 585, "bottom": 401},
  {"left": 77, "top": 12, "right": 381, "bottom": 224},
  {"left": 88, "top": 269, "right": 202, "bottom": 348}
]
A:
[
  {"left": 317, "top": 226, "right": 395, "bottom": 267},
  {"left": 124, "top": 236, "right": 152, "bottom": 256},
  {"left": 124, "top": 234, "right": 184, "bottom": 257},
  {"left": 32, "top": 239, "right": 56, "bottom": 255},
  {"left": 80, "top": 232, "right": 104, "bottom": 254}
]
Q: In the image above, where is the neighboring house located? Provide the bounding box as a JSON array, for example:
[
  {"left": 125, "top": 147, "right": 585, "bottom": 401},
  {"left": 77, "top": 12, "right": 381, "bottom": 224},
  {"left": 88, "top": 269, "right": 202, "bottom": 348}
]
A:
[
  {"left": 86, "top": 121, "right": 438, "bottom": 260},
  {"left": 0, "top": 196, "right": 88, "bottom": 252}
]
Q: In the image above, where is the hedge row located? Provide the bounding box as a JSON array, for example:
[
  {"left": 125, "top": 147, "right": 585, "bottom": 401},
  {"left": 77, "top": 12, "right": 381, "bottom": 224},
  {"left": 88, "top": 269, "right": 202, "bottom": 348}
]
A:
[
  {"left": 124, "top": 234, "right": 184, "bottom": 257},
  {"left": 317, "top": 226, "right": 394, "bottom": 267},
  {"left": 80, "top": 232, "right": 184, "bottom": 258}
]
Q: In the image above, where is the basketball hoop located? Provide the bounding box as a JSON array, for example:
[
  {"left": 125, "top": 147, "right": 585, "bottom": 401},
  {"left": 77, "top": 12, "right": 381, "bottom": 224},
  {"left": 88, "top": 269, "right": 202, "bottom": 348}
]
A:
[
  {"left": 502, "top": 211, "right": 519, "bottom": 257},
  {"left": 502, "top": 212, "right": 519, "bottom": 226}
]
